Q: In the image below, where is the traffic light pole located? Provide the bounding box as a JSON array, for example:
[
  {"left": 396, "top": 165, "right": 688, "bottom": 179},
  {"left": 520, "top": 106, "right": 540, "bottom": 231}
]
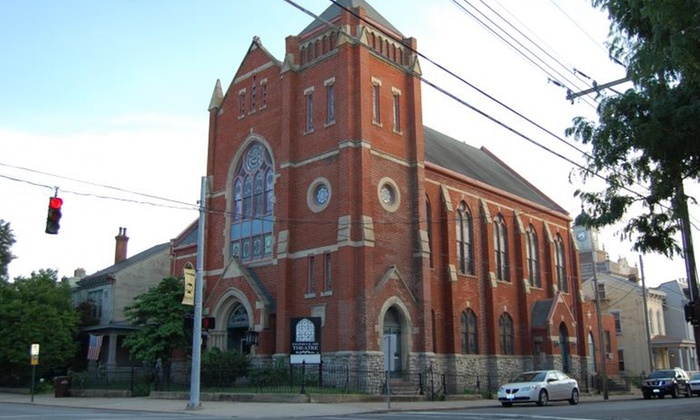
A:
[
  {"left": 676, "top": 183, "right": 700, "bottom": 366},
  {"left": 187, "top": 176, "right": 208, "bottom": 410}
]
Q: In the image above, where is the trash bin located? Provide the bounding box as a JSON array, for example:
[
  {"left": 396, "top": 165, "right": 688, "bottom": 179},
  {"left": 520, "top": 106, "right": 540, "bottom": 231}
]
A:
[{"left": 53, "top": 376, "right": 71, "bottom": 397}]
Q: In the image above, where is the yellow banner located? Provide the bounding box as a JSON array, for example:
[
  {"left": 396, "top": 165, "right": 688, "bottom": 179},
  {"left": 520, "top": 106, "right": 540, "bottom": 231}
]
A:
[{"left": 182, "top": 268, "right": 195, "bottom": 306}]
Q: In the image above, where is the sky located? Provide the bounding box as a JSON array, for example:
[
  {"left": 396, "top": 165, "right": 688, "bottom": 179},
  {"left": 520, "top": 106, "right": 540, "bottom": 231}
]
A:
[{"left": 1, "top": 0, "right": 697, "bottom": 287}]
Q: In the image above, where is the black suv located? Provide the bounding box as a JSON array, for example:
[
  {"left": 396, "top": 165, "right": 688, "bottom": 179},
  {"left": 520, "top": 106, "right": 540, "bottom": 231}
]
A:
[{"left": 641, "top": 368, "right": 691, "bottom": 399}]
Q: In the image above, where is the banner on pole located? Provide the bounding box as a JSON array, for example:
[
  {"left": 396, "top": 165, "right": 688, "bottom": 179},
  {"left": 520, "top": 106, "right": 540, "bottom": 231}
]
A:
[{"left": 182, "top": 268, "right": 195, "bottom": 306}]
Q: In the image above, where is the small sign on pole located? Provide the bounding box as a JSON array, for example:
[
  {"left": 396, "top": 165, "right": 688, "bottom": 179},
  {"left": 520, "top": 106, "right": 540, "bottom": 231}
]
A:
[
  {"left": 30, "top": 343, "right": 39, "bottom": 402},
  {"left": 30, "top": 344, "right": 40, "bottom": 366}
]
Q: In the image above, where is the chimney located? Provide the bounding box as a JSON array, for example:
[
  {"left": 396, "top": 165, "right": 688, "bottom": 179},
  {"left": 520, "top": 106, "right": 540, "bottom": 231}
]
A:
[
  {"left": 74, "top": 267, "right": 86, "bottom": 278},
  {"left": 115, "top": 227, "right": 129, "bottom": 264}
]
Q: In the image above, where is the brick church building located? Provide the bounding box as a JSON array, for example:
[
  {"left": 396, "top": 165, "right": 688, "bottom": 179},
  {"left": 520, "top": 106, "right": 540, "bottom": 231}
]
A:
[{"left": 172, "top": 0, "right": 602, "bottom": 387}]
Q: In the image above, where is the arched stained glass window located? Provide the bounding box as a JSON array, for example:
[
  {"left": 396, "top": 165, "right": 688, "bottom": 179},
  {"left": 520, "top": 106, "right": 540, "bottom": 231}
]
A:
[
  {"left": 499, "top": 313, "right": 514, "bottom": 355},
  {"left": 494, "top": 214, "right": 509, "bottom": 281},
  {"left": 554, "top": 234, "right": 567, "bottom": 292},
  {"left": 526, "top": 225, "right": 541, "bottom": 288},
  {"left": 460, "top": 309, "right": 478, "bottom": 354},
  {"left": 457, "top": 202, "right": 474, "bottom": 275},
  {"left": 231, "top": 141, "right": 274, "bottom": 262}
]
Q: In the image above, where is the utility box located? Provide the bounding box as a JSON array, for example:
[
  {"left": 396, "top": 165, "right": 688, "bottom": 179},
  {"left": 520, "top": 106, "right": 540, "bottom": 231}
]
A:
[{"left": 53, "top": 376, "right": 71, "bottom": 397}]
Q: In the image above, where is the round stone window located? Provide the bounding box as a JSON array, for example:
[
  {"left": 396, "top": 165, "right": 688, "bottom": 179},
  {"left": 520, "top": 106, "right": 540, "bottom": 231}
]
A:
[
  {"left": 307, "top": 178, "right": 332, "bottom": 213},
  {"left": 377, "top": 177, "right": 400, "bottom": 212}
]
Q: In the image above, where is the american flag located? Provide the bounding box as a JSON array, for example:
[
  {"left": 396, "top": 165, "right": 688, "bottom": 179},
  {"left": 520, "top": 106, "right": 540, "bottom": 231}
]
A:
[{"left": 87, "top": 334, "right": 103, "bottom": 360}]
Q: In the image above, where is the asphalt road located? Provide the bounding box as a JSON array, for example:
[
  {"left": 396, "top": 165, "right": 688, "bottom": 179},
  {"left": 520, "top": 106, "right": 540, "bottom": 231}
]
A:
[{"left": 2, "top": 396, "right": 699, "bottom": 420}]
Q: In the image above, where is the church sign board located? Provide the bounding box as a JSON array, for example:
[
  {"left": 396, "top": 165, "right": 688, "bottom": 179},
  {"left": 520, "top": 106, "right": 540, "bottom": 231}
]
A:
[{"left": 290, "top": 317, "right": 321, "bottom": 364}]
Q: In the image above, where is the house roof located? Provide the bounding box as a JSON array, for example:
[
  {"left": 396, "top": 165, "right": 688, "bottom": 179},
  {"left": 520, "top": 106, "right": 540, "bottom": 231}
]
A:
[
  {"left": 299, "top": 0, "right": 403, "bottom": 38},
  {"left": 424, "top": 126, "right": 566, "bottom": 212},
  {"left": 531, "top": 299, "right": 553, "bottom": 329},
  {"left": 77, "top": 242, "right": 170, "bottom": 288}
]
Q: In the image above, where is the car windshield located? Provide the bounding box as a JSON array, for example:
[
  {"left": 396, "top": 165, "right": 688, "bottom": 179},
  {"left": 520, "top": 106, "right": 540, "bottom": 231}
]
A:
[
  {"left": 649, "top": 370, "right": 676, "bottom": 379},
  {"left": 692, "top": 373, "right": 700, "bottom": 380},
  {"left": 512, "top": 372, "right": 547, "bottom": 382}
]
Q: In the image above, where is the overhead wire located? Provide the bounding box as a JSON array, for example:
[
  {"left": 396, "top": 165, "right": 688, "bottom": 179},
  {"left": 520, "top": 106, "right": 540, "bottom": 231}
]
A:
[{"left": 451, "top": 0, "right": 599, "bottom": 110}]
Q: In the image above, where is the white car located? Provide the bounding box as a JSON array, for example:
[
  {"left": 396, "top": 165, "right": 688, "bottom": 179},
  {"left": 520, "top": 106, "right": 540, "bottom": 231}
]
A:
[
  {"left": 689, "top": 371, "right": 700, "bottom": 397},
  {"left": 498, "top": 370, "right": 579, "bottom": 407}
]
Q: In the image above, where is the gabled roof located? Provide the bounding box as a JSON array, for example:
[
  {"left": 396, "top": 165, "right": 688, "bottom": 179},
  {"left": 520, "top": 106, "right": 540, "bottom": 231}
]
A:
[
  {"left": 299, "top": 0, "right": 403, "bottom": 38},
  {"left": 531, "top": 299, "right": 553, "bottom": 329},
  {"left": 77, "top": 242, "right": 170, "bottom": 287},
  {"left": 424, "top": 126, "right": 566, "bottom": 213}
]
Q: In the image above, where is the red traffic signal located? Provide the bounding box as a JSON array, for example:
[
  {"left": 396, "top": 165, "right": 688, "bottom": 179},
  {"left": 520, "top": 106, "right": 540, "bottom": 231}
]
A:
[
  {"left": 202, "top": 316, "right": 216, "bottom": 330},
  {"left": 183, "top": 315, "right": 216, "bottom": 331},
  {"left": 45, "top": 197, "right": 63, "bottom": 234}
]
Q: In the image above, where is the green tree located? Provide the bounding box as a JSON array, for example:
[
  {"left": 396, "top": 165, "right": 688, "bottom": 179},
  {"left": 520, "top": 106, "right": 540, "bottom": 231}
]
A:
[
  {"left": 0, "top": 219, "right": 16, "bottom": 280},
  {"left": 123, "top": 276, "right": 191, "bottom": 373},
  {"left": 566, "top": 0, "right": 700, "bottom": 256},
  {"left": 0, "top": 269, "right": 79, "bottom": 380}
]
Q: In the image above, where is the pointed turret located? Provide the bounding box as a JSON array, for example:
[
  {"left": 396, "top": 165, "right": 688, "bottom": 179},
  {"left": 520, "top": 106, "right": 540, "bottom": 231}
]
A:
[{"left": 208, "top": 79, "right": 223, "bottom": 111}]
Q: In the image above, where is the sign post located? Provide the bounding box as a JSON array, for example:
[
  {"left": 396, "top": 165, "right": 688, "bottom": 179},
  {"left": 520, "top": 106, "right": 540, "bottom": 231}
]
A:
[
  {"left": 290, "top": 317, "right": 322, "bottom": 394},
  {"left": 383, "top": 335, "right": 396, "bottom": 409},
  {"left": 30, "top": 344, "right": 39, "bottom": 402}
]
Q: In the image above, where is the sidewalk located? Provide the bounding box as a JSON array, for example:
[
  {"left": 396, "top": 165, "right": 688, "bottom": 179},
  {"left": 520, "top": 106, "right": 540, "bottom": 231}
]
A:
[{"left": 0, "top": 391, "right": 641, "bottom": 418}]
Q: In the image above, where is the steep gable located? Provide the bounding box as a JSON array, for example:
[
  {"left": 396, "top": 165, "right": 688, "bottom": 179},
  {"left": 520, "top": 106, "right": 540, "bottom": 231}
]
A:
[{"left": 299, "top": 0, "right": 403, "bottom": 38}]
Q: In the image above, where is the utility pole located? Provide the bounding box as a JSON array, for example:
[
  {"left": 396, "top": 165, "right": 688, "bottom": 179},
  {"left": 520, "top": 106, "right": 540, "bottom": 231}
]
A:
[
  {"left": 591, "top": 253, "right": 609, "bottom": 400},
  {"left": 639, "top": 256, "right": 655, "bottom": 373},
  {"left": 676, "top": 183, "right": 700, "bottom": 364},
  {"left": 566, "top": 77, "right": 630, "bottom": 102},
  {"left": 186, "top": 176, "right": 208, "bottom": 410}
]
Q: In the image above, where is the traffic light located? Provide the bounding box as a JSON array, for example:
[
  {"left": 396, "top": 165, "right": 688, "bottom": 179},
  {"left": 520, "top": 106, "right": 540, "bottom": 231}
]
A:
[
  {"left": 45, "top": 197, "right": 63, "bottom": 234},
  {"left": 685, "top": 302, "right": 698, "bottom": 326},
  {"left": 183, "top": 315, "right": 216, "bottom": 330},
  {"left": 202, "top": 316, "right": 216, "bottom": 330}
]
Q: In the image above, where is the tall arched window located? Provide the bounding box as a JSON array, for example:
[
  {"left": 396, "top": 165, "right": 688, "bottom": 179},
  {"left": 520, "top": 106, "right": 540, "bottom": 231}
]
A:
[
  {"left": 457, "top": 202, "right": 474, "bottom": 275},
  {"left": 526, "top": 225, "right": 540, "bottom": 288},
  {"left": 499, "top": 313, "right": 514, "bottom": 355},
  {"left": 494, "top": 214, "right": 509, "bottom": 281},
  {"left": 554, "top": 234, "right": 567, "bottom": 292},
  {"left": 426, "top": 198, "right": 433, "bottom": 268},
  {"left": 231, "top": 141, "right": 274, "bottom": 262},
  {"left": 461, "top": 309, "right": 478, "bottom": 354}
]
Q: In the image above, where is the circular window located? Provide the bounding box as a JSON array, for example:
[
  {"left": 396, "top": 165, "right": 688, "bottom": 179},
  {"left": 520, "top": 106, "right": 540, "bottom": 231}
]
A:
[
  {"left": 307, "top": 178, "right": 332, "bottom": 213},
  {"left": 377, "top": 177, "right": 401, "bottom": 212}
]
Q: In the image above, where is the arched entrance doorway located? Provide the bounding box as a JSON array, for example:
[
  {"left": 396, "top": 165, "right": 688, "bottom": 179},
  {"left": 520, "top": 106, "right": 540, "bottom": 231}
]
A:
[
  {"left": 558, "top": 322, "right": 571, "bottom": 373},
  {"left": 383, "top": 307, "right": 402, "bottom": 374},
  {"left": 588, "top": 332, "right": 597, "bottom": 373},
  {"left": 227, "top": 303, "right": 250, "bottom": 354}
]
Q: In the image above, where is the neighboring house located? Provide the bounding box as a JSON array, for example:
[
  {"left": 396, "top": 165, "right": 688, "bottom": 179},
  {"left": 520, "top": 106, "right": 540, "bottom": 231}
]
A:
[
  {"left": 72, "top": 228, "right": 170, "bottom": 370},
  {"left": 169, "top": 0, "right": 615, "bottom": 390},
  {"left": 576, "top": 224, "right": 665, "bottom": 377},
  {"left": 655, "top": 278, "right": 699, "bottom": 371}
]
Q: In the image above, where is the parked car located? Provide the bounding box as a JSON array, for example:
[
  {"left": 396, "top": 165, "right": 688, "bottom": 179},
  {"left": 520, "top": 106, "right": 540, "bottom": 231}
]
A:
[
  {"left": 497, "top": 370, "right": 579, "bottom": 407},
  {"left": 641, "top": 368, "right": 691, "bottom": 399},
  {"left": 688, "top": 371, "right": 700, "bottom": 397}
]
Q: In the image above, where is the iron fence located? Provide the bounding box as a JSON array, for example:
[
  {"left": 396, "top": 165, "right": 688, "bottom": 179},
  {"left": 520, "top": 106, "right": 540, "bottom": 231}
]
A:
[{"left": 63, "top": 363, "right": 635, "bottom": 399}]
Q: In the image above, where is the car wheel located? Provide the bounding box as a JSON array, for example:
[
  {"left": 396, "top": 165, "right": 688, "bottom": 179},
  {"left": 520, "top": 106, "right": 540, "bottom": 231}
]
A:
[
  {"left": 671, "top": 386, "right": 678, "bottom": 399},
  {"left": 536, "top": 389, "right": 549, "bottom": 406},
  {"left": 569, "top": 388, "right": 579, "bottom": 405},
  {"left": 501, "top": 402, "right": 513, "bottom": 407},
  {"left": 643, "top": 392, "right": 651, "bottom": 400}
]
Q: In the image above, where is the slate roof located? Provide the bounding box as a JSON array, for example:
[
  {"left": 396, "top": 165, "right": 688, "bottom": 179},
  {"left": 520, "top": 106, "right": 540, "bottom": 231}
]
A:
[
  {"left": 77, "top": 242, "right": 170, "bottom": 287},
  {"left": 299, "top": 0, "right": 403, "bottom": 38},
  {"left": 424, "top": 126, "right": 566, "bottom": 212},
  {"left": 531, "top": 299, "right": 553, "bottom": 329}
]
